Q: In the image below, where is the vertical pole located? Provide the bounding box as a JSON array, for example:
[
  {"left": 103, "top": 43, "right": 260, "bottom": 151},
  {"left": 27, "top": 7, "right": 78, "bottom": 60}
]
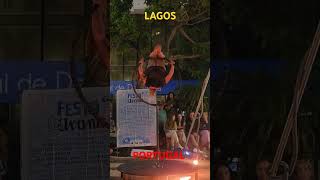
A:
[
  {"left": 155, "top": 94, "right": 162, "bottom": 169},
  {"left": 156, "top": 100, "right": 160, "bottom": 161},
  {"left": 40, "top": 0, "right": 45, "bottom": 61}
]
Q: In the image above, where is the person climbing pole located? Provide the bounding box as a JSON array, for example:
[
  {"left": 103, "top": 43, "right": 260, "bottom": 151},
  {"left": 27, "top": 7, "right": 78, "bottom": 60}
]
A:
[
  {"left": 137, "top": 44, "right": 175, "bottom": 95},
  {"left": 83, "top": 0, "right": 110, "bottom": 87},
  {"left": 89, "top": 0, "right": 109, "bottom": 70}
]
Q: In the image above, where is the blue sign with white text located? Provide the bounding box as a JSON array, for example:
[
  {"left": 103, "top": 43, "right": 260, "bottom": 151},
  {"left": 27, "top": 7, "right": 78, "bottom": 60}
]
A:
[
  {"left": 0, "top": 62, "right": 84, "bottom": 103},
  {"left": 0, "top": 62, "right": 200, "bottom": 103},
  {"left": 110, "top": 80, "right": 199, "bottom": 95}
]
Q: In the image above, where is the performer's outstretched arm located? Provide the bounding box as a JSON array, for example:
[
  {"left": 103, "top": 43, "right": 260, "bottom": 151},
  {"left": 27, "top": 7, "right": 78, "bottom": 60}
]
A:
[
  {"left": 91, "top": 0, "right": 109, "bottom": 69},
  {"left": 165, "top": 57, "right": 175, "bottom": 84}
]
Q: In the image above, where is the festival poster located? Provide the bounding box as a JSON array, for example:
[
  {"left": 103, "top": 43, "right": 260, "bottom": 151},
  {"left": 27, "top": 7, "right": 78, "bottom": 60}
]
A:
[
  {"left": 116, "top": 89, "right": 157, "bottom": 147},
  {"left": 20, "top": 87, "right": 109, "bottom": 180}
]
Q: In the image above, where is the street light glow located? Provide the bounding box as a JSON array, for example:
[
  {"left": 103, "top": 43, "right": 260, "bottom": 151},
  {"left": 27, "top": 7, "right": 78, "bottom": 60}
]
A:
[
  {"left": 192, "top": 160, "right": 199, "bottom": 166},
  {"left": 180, "top": 176, "right": 191, "bottom": 180}
]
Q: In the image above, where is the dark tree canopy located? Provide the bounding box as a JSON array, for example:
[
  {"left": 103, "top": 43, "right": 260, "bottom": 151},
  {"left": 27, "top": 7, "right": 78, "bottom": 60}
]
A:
[
  {"left": 110, "top": 0, "right": 210, "bottom": 79},
  {"left": 213, "top": 1, "right": 320, "bottom": 178},
  {"left": 216, "top": 0, "right": 320, "bottom": 61}
]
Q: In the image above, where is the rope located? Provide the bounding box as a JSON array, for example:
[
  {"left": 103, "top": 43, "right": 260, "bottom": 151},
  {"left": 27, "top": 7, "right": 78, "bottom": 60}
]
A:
[
  {"left": 70, "top": 35, "right": 108, "bottom": 124},
  {"left": 271, "top": 22, "right": 320, "bottom": 176},
  {"left": 270, "top": 20, "right": 320, "bottom": 176},
  {"left": 131, "top": 70, "right": 157, "bottom": 106},
  {"left": 195, "top": 98, "right": 204, "bottom": 149},
  {"left": 185, "top": 69, "right": 210, "bottom": 148}
]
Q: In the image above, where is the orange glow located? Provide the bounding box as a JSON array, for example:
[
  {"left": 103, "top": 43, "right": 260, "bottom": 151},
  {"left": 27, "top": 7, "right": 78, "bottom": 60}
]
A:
[
  {"left": 192, "top": 160, "right": 199, "bottom": 166},
  {"left": 180, "top": 176, "right": 191, "bottom": 180}
]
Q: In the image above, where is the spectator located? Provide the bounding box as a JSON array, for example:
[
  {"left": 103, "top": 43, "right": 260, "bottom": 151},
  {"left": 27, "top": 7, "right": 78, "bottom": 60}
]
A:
[
  {"left": 292, "top": 160, "right": 313, "bottom": 180},
  {"left": 199, "top": 112, "right": 210, "bottom": 151},
  {"left": 256, "top": 159, "right": 271, "bottom": 180},
  {"left": 214, "top": 163, "right": 232, "bottom": 180},
  {"left": 188, "top": 132, "right": 200, "bottom": 151},
  {"left": 176, "top": 113, "right": 186, "bottom": 146},
  {"left": 185, "top": 112, "right": 200, "bottom": 151},
  {"left": 164, "top": 113, "right": 183, "bottom": 150},
  {"left": 185, "top": 112, "right": 195, "bottom": 134},
  {"left": 165, "top": 92, "right": 177, "bottom": 113}
]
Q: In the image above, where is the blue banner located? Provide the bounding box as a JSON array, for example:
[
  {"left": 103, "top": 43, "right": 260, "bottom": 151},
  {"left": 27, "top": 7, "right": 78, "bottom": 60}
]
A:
[
  {"left": 0, "top": 60, "right": 286, "bottom": 102},
  {"left": 0, "top": 62, "right": 200, "bottom": 103},
  {"left": 110, "top": 80, "right": 199, "bottom": 95},
  {"left": 212, "top": 60, "right": 285, "bottom": 79},
  {"left": 0, "top": 62, "right": 84, "bottom": 103}
]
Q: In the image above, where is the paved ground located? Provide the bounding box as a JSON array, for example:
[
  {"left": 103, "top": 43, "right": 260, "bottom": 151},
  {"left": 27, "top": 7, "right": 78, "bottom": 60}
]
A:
[{"left": 110, "top": 156, "right": 210, "bottom": 180}]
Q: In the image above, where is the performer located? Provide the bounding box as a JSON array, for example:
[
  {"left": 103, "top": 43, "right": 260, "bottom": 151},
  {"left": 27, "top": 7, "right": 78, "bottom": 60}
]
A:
[
  {"left": 137, "top": 44, "right": 175, "bottom": 95},
  {"left": 89, "top": 0, "right": 109, "bottom": 69},
  {"left": 82, "top": 0, "right": 110, "bottom": 87}
]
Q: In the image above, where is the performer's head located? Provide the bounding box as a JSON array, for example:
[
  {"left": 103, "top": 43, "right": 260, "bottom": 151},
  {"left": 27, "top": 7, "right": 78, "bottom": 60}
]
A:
[{"left": 149, "top": 43, "right": 165, "bottom": 59}]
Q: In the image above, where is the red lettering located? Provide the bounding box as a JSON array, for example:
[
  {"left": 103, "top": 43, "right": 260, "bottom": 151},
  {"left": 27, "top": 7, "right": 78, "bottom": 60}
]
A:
[
  {"left": 165, "top": 151, "right": 169, "bottom": 160},
  {"left": 160, "top": 152, "right": 165, "bottom": 160},
  {"left": 146, "top": 152, "right": 152, "bottom": 159},
  {"left": 133, "top": 152, "right": 139, "bottom": 159},
  {"left": 153, "top": 152, "right": 159, "bottom": 159},
  {"left": 179, "top": 151, "right": 184, "bottom": 159},
  {"left": 173, "top": 151, "right": 178, "bottom": 159},
  {"left": 132, "top": 151, "right": 187, "bottom": 160},
  {"left": 139, "top": 152, "right": 146, "bottom": 160},
  {"left": 168, "top": 151, "right": 173, "bottom": 159}
]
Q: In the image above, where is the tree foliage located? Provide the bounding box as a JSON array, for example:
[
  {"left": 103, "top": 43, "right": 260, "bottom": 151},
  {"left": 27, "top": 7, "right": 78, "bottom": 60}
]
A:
[
  {"left": 110, "top": 0, "right": 210, "bottom": 79},
  {"left": 219, "top": 0, "right": 320, "bottom": 61}
]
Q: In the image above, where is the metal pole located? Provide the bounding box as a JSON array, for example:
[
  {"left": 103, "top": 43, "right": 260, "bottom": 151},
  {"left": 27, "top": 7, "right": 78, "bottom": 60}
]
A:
[
  {"left": 156, "top": 100, "right": 160, "bottom": 161},
  {"left": 154, "top": 95, "right": 163, "bottom": 168}
]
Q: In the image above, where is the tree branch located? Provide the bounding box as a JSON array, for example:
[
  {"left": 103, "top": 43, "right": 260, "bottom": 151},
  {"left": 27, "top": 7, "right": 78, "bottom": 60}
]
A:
[
  {"left": 188, "top": 10, "right": 209, "bottom": 22},
  {"left": 186, "top": 17, "right": 210, "bottom": 26},
  {"left": 173, "top": 54, "right": 201, "bottom": 60},
  {"left": 176, "top": 10, "right": 209, "bottom": 24},
  {"left": 166, "top": 24, "right": 183, "bottom": 55},
  {"left": 179, "top": 27, "right": 196, "bottom": 44}
]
